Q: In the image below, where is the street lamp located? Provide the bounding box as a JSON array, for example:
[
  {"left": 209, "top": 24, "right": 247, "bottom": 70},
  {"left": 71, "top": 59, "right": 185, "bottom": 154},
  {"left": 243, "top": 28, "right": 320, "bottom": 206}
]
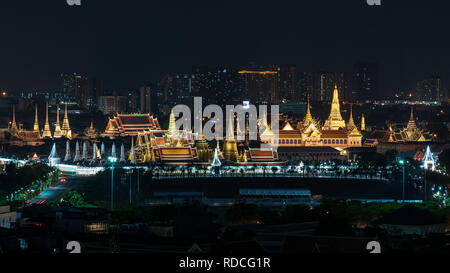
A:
[
  {"left": 397, "top": 157, "right": 408, "bottom": 203},
  {"left": 108, "top": 156, "right": 118, "bottom": 211}
]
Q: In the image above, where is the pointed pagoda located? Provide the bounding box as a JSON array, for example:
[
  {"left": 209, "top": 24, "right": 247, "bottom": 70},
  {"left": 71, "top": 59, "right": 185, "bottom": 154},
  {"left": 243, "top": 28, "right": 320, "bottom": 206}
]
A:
[
  {"left": 42, "top": 102, "right": 53, "bottom": 138},
  {"left": 64, "top": 141, "right": 72, "bottom": 162},
  {"left": 128, "top": 136, "right": 137, "bottom": 164},
  {"left": 323, "top": 84, "right": 346, "bottom": 130},
  {"left": 120, "top": 143, "right": 126, "bottom": 162},
  {"left": 361, "top": 114, "right": 366, "bottom": 131},
  {"left": 53, "top": 104, "right": 63, "bottom": 138},
  {"left": 302, "top": 96, "right": 314, "bottom": 128},
  {"left": 48, "top": 142, "right": 61, "bottom": 167},
  {"left": 167, "top": 110, "right": 178, "bottom": 141},
  {"left": 402, "top": 107, "right": 428, "bottom": 142},
  {"left": 73, "top": 141, "right": 81, "bottom": 162},
  {"left": 61, "top": 104, "right": 72, "bottom": 139},
  {"left": 346, "top": 104, "right": 356, "bottom": 131},
  {"left": 222, "top": 109, "right": 240, "bottom": 162},
  {"left": 406, "top": 107, "right": 418, "bottom": 132},
  {"left": 10, "top": 105, "right": 18, "bottom": 136},
  {"left": 33, "top": 104, "right": 40, "bottom": 136},
  {"left": 196, "top": 121, "right": 213, "bottom": 162}
]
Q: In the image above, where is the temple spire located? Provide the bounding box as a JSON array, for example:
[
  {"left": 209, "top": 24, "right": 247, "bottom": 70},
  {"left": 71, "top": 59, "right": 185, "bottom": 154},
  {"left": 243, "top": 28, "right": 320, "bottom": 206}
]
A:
[
  {"left": 64, "top": 140, "right": 72, "bottom": 162},
  {"left": 10, "top": 105, "right": 18, "bottom": 135},
  {"left": 73, "top": 141, "right": 81, "bottom": 162},
  {"left": 61, "top": 103, "right": 72, "bottom": 139},
  {"left": 406, "top": 107, "right": 418, "bottom": 131},
  {"left": 33, "top": 104, "right": 40, "bottom": 133},
  {"left": 323, "top": 84, "right": 346, "bottom": 130},
  {"left": 53, "top": 104, "right": 62, "bottom": 138},
  {"left": 120, "top": 143, "right": 126, "bottom": 162},
  {"left": 167, "top": 110, "right": 178, "bottom": 140},
  {"left": 42, "top": 102, "right": 52, "bottom": 138},
  {"left": 361, "top": 114, "right": 366, "bottom": 131},
  {"left": 347, "top": 104, "right": 356, "bottom": 130}
]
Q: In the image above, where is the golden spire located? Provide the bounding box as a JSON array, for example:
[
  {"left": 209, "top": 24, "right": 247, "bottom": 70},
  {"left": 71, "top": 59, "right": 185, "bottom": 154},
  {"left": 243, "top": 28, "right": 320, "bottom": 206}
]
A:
[
  {"left": 42, "top": 102, "right": 53, "bottom": 138},
  {"left": 33, "top": 104, "right": 40, "bottom": 132},
  {"left": 61, "top": 103, "right": 71, "bottom": 138},
  {"left": 128, "top": 136, "right": 134, "bottom": 161},
  {"left": 53, "top": 104, "right": 62, "bottom": 138},
  {"left": 323, "top": 84, "right": 346, "bottom": 130},
  {"left": 11, "top": 105, "right": 18, "bottom": 132},
  {"left": 361, "top": 114, "right": 366, "bottom": 131},
  {"left": 167, "top": 110, "right": 178, "bottom": 140},
  {"left": 347, "top": 104, "right": 356, "bottom": 130},
  {"left": 406, "top": 106, "right": 418, "bottom": 131}
]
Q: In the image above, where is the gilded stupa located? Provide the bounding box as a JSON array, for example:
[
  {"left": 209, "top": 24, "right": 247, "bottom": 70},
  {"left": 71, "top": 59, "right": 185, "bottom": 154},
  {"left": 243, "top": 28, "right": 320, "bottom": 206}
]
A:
[
  {"left": 53, "top": 104, "right": 63, "bottom": 138},
  {"left": 10, "top": 105, "right": 18, "bottom": 136},
  {"left": 33, "top": 104, "right": 40, "bottom": 135},
  {"left": 222, "top": 110, "right": 240, "bottom": 162},
  {"left": 61, "top": 104, "right": 72, "bottom": 139},
  {"left": 42, "top": 102, "right": 53, "bottom": 139},
  {"left": 196, "top": 123, "right": 213, "bottom": 162},
  {"left": 322, "top": 85, "right": 346, "bottom": 130}
]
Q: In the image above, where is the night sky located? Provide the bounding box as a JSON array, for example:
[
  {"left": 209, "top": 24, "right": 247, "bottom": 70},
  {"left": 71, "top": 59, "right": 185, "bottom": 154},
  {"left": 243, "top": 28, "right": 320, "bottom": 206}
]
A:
[{"left": 2, "top": 0, "right": 450, "bottom": 97}]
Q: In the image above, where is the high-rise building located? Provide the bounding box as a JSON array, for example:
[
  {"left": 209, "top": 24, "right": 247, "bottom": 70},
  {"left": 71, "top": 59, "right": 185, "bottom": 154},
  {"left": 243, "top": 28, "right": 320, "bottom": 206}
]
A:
[
  {"left": 278, "top": 65, "right": 300, "bottom": 103},
  {"left": 98, "top": 90, "right": 127, "bottom": 115},
  {"left": 139, "top": 86, "right": 152, "bottom": 113},
  {"left": 61, "top": 73, "right": 103, "bottom": 109},
  {"left": 415, "top": 76, "right": 442, "bottom": 101},
  {"left": 352, "top": 62, "right": 379, "bottom": 102},
  {"left": 311, "top": 72, "right": 346, "bottom": 102},
  {"left": 238, "top": 65, "right": 279, "bottom": 104},
  {"left": 191, "top": 66, "right": 245, "bottom": 107}
]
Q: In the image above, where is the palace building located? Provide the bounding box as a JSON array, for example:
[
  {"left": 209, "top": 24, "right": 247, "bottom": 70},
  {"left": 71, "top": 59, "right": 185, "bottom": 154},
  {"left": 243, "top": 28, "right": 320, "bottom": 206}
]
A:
[
  {"left": 261, "top": 85, "right": 363, "bottom": 152},
  {"left": 102, "top": 113, "right": 161, "bottom": 138},
  {"left": 364, "top": 107, "right": 432, "bottom": 147}
]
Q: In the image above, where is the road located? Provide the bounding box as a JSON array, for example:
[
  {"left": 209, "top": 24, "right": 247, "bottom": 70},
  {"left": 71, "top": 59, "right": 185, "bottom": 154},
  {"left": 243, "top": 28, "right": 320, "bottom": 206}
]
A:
[{"left": 29, "top": 174, "right": 86, "bottom": 205}]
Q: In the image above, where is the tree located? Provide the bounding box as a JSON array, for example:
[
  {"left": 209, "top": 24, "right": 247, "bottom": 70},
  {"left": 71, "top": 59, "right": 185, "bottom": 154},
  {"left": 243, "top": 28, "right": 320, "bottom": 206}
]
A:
[
  {"left": 62, "top": 190, "right": 85, "bottom": 207},
  {"left": 438, "top": 149, "right": 450, "bottom": 174}
]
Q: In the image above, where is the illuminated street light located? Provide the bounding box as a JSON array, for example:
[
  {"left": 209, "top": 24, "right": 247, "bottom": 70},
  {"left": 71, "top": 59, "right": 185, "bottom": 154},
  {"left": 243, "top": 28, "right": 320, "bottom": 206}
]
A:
[{"left": 108, "top": 156, "right": 118, "bottom": 210}]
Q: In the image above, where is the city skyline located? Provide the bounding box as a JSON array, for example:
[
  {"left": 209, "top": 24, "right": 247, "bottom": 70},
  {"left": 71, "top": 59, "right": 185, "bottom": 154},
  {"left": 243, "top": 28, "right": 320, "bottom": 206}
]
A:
[{"left": 1, "top": 1, "right": 450, "bottom": 97}]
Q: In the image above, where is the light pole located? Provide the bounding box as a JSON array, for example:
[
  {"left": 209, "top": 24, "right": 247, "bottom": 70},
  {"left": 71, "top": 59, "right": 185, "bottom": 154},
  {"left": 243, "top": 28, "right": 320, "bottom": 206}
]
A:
[
  {"left": 398, "top": 158, "right": 407, "bottom": 203},
  {"left": 108, "top": 156, "right": 118, "bottom": 211}
]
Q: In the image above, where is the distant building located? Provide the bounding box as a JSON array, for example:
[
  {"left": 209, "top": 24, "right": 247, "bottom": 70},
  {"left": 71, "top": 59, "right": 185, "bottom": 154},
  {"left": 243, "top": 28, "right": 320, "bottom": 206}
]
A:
[
  {"left": 61, "top": 73, "right": 104, "bottom": 109},
  {"left": 98, "top": 92, "right": 127, "bottom": 115},
  {"left": 364, "top": 107, "right": 432, "bottom": 148},
  {"left": 352, "top": 62, "right": 379, "bottom": 102},
  {"left": 415, "top": 76, "right": 442, "bottom": 102},
  {"left": 311, "top": 72, "right": 346, "bottom": 102},
  {"left": 238, "top": 67, "right": 279, "bottom": 104}
]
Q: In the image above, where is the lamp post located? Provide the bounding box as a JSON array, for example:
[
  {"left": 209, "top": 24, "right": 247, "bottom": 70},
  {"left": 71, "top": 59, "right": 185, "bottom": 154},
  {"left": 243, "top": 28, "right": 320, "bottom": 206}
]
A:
[
  {"left": 108, "top": 156, "right": 118, "bottom": 211},
  {"left": 398, "top": 158, "right": 407, "bottom": 203}
]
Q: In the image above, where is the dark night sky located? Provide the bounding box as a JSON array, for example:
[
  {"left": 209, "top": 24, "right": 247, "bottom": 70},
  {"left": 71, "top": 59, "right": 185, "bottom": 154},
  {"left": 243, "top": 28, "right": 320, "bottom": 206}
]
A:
[{"left": 1, "top": 0, "right": 450, "bottom": 97}]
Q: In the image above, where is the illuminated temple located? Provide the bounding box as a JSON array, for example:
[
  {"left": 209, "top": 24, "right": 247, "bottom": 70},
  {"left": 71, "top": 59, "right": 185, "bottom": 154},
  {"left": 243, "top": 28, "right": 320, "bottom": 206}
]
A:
[
  {"left": 102, "top": 113, "right": 161, "bottom": 138},
  {"left": 124, "top": 111, "right": 280, "bottom": 165},
  {"left": 261, "top": 85, "right": 363, "bottom": 152},
  {"left": 7, "top": 103, "right": 73, "bottom": 146},
  {"left": 364, "top": 107, "right": 432, "bottom": 147}
]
